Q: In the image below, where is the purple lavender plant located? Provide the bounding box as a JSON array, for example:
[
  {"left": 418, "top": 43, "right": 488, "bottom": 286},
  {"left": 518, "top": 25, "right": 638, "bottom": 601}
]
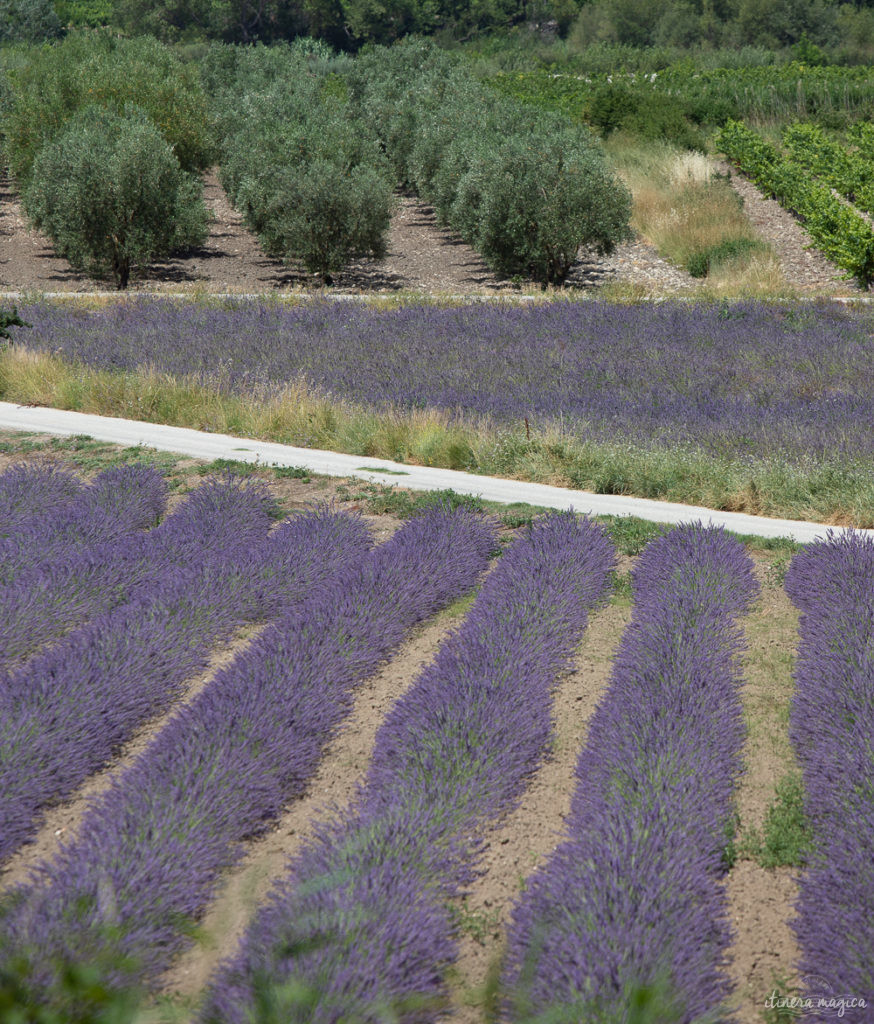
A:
[
  {"left": 0, "top": 464, "right": 84, "bottom": 536},
  {"left": 1, "top": 506, "right": 495, "bottom": 1016},
  {"left": 201, "top": 513, "right": 615, "bottom": 1024},
  {"left": 0, "top": 474, "right": 272, "bottom": 675},
  {"left": 785, "top": 533, "right": 874, "bottom": 1022},
  {"left": 502, "top": 524, "right": 757, "bottom": 1024},
  {"left": 0, "top": 464, "right": 166, "bottom": 585},
  {"left": 16, "top": 298, "right": 874, "bottom": 465},
  {"left": 0, "top": 505, "right": 372, "bottom": 864}
]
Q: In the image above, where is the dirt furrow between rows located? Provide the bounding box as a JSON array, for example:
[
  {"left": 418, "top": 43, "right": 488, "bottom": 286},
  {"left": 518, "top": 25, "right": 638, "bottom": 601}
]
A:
[
  {"left": 447, "top": 595, "right": 632, "bottom": 1023},
  {"left": 0, "top": 623, "right": 267, "bottom": 893},
  {"left": 725, "top": 556, "right": 801, "bottom": 1023},
  {"left": 719, "top": 162, "right": 855, "bottom": 294},
  {"left": 156, "top": 604, "right": 469, "bottom": 1013}
]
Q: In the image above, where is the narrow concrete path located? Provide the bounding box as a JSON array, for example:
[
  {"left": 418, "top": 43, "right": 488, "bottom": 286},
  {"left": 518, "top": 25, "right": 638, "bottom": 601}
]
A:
[{"left": 0, "top": 402, "right": 866, "bottom": 544}]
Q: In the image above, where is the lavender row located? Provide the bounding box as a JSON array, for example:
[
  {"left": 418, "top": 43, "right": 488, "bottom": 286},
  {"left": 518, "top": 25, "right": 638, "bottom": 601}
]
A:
[
  {"left": 0, "top": 474, "right": 273, "bottom": 676},
  {"left": 0, "top": 477, "right": 311, "bottom": 863},
  {"left": 502, "top": 524, "right": 758, "bottom": 1023},
  {"left": 202, "top": 512, "right": 616, "bottom": 1023},
  {"left": 18, "top": 298, "right": 874, "bottom": 465},
  {"left": 0, "top": 464, "right": 84, "bottom": 536},
  {"left": 2, "top": 507, "right": 495, "bottom": 1013},
  {"left": 785, "top": 534, "right": 874, "bottom": 1020},
  {"left": 0, "top": 464, "right": 166, "bottom": 586}
]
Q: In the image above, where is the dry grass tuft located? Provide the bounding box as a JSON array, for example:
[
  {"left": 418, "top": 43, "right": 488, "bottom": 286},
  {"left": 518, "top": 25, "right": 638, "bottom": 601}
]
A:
[
  {"left": 668, "top": 151, "right": 714, "bottom": 187},
  {"left": 608, "top": 137, "right": 788, "bottom": 296}
]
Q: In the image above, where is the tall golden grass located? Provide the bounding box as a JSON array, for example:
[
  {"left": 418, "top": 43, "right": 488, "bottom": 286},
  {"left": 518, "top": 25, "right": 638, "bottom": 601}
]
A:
[
  {"left": 607, "top": 136, "right": 790, "bottom": 295},
  {"left": 3, "top": 345, "right": 873, "bottom": 527}
]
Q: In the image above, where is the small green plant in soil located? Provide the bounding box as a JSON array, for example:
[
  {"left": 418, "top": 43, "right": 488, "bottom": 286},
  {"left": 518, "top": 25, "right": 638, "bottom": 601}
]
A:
[
  {"left": 741, "top": 774, "right": 811, "bottom": 868},
  {"left": 761, "top": 974, "right": 805, "bottom": 1023},
  {"left": 272, "top": 465, "right": 312, "bottom": 481},
  {"left": 196, "top": 458, "right": 258, "bottom": 477},
  {"left": 447, "top": 900, "right": 501, "bottom": 946},
  {"left": 600, "top": 516, "right": 668, "bottom": 556}
]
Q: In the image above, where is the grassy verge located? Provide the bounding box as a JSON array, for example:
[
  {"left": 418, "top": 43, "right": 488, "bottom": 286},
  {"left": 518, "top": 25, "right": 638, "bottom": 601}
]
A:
[
  {"left": 606, "top": 136, "right": 790, "bottom": 295},
  {"left": 3, "top": 346, "right": 873, "bottom": 526}
]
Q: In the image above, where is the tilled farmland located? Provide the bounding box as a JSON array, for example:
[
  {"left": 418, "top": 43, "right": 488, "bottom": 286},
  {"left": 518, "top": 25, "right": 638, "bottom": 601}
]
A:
[{"left": 1, "top": 454, "right": 867, "bottom": 1023}]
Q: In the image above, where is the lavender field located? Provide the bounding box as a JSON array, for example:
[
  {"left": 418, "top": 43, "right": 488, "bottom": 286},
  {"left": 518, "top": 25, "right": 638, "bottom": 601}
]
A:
[
  {"left": 0, "top": 443, "right": 869, "bottom": 1023},
  {"left": 16, "top": 298, "right": 874, "bottom": 465}
]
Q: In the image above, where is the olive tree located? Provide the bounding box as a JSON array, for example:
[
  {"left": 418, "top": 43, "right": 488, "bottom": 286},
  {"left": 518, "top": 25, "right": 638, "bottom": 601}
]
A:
[{"left": 26, "top": 106, "right": 209, "bottom": 289}]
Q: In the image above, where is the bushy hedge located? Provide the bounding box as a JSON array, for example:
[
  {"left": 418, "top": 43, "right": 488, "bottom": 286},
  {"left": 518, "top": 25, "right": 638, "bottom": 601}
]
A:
[
  {"left": 25, "top": 105, "right": 208, "bottom": 288},
  {"left": 349, "top": 39, "right": 632, "bottom": 284}
]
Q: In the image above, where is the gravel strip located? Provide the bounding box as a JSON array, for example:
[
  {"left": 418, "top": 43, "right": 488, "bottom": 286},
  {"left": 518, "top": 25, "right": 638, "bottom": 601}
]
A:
[{"left": 716, "top": 160, "right": 861, "bottom": 294}]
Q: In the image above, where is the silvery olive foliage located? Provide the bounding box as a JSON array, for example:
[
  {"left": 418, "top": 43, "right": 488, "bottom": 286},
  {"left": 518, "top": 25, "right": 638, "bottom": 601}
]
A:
[{"left": 25, "top": 106, "right": 208, "bottom": 289}]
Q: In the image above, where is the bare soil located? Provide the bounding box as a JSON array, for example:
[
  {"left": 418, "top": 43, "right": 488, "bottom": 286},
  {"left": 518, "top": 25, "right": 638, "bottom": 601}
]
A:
[
  {"left": 726, "top": 561, "right": 802, "bottom": 1024},
  {"left": 718, "top": 161, "right": 861, "bottom": 295},
  {"left": 448, "top": 594, "right": 633, "bottom": 1023},
  {"left": 0, "top": 170, "right": 697, "bottom": 296},
  {"left": 0, "top": 439, "right": 804, "bottom": 1023}
]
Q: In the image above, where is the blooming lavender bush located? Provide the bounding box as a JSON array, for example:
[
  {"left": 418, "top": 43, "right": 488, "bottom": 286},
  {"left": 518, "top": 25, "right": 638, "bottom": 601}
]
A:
[
  {"left": 0, "top": 464, "right": 83, "bottom": 536},
  {"left": 0, "top": 464, "right": 166, "bottom": 584},
  {"left": 1, "top": 506, "right": 495, "bottom": 1016},
  {"left": 0, "top": 474, "right": 272, "bottom": 675},
  {"left": 202, "top": 513, "right": 615, "bottom": 1023},
  {"left": 0, "top": 504, "right": 373, "bottom": 864},
  {"left": 785, "top": 534, "right": 874, "bottom": 1022},
  {"left": 16, "top": 298, "right": 874, "bottom": 467},
  {"left": 502, "top": 524, "right": 757, "bottom": 1023}
]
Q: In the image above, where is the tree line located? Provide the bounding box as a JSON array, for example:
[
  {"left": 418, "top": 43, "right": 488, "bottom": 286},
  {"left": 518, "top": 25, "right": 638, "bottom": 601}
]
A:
[{"left": 5, "top": 0, "right": 874, "bottom": 51}]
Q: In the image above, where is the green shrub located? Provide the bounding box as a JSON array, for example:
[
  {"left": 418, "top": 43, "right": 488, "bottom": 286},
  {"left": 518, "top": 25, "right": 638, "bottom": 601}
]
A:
[
  {"left": 349, "top": 40, "right": 462, "bottom": 187},
  {"left": 5, "top": 33, "right": 214, "bottom": 185},
  {"left": 433, "top": 121, "right": 490, "bottom": 228},
  {"left": 586, "top": 83, "right": 638, "bottom": 135},
  {"left": 469, "top": 130, "right": 632, "bottom": 283},
  {"left": 251, "top": 158, "right": 393, "bottom": 280},
  {"left": 25, "top": 105, "right": 209, "bottom": 289},
  {"left": 212, "top": 49, "right": 393, "bottom": 279},
  {"left": 0, "top": 306, "right": 31, "bottom": 344},
  {"left": 587, "top": 83, "right": 705, "bottom": 149},
  {"left": 686, "top": 236, "right": 769, "bottom": 277},
  {"left": 0, "top": 0, "right": 60, "bottom": 42},
  {"left": 53, "top": 0, "right": 113, "bottom": 27}
]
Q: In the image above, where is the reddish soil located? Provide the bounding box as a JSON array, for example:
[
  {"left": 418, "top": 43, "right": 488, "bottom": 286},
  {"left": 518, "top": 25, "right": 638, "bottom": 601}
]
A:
[{"left": 0, "top": 438, "right": 804, "bottom": 1022}]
